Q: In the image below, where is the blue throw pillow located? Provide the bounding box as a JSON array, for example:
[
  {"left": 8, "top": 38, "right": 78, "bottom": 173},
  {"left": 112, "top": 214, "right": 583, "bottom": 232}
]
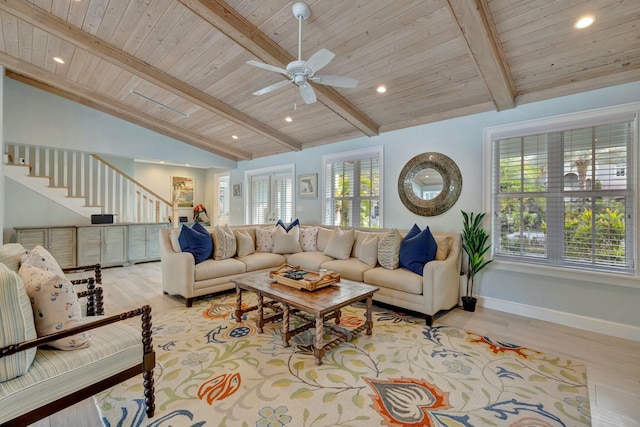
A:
[
  {"left": 178, "top": 224, "right": 213, "bottom": 264},
  {"left": 399, "top": 225, "right": 438, "bottom": 275},
  {"left": 276, "top": 218, "right": 300, "bottom": 232}
]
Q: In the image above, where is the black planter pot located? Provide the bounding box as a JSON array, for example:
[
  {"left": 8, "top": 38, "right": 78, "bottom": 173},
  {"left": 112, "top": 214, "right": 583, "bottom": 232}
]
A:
[{"left": 461, "top": 296, "right": 477, "bottom": 312}]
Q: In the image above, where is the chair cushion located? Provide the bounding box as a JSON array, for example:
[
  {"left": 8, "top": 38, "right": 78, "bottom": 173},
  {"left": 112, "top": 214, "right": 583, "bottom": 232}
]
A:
[
  {"left": 0, "top": 243, "right": 25, "bottom": 273},
  {"left": 273, "top": 224, "right": 302, "bottom": 254},
  {"left": 399, "top": 225, "right": 437, "bottom": 275},
  {"left": 178, "top": 223, "right": 213, "bottom": 264},
  {"left": 435, "top": 235, "right": 453, "bottom": 261},
  {"left": 20, "top": 245, "right": 64, "bottom": 277},
  {"left": 0, "top": 264, "right": 37, "bottom": 382},
  {"left": 18, "top": 264, "right": 90, "bottom": 350},
  {"left": 211, "top": 225, "right": 237, "bottom": 260},
  {"left": 299, "top": 227, "right": 318, "bottom": 252},
  {"left": 377, "top": 228, "right": 402, "bottom": 270},
  {"left": 323, "top": 228, "right": 355, "bottom": 260}
]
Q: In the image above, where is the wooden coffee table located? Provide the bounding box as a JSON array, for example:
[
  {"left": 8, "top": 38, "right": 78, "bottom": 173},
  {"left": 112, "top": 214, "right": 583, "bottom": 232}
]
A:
[{"left": 233, "top": 272, "right": 379, "bottom": 365}]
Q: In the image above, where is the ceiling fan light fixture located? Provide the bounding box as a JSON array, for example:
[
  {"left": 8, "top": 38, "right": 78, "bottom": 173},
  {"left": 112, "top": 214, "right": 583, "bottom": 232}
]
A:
[{"left": 574, "top": 15, "right": 595, "bottom": 29}]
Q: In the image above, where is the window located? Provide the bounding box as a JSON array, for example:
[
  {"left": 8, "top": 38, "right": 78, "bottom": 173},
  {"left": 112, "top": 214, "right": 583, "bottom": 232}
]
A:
[
  {"left": 323, "top": 147, "right": 383, "bottom": 228},
  {"left": 488, "top": 107, "right": 637, "bottom": 274},
  {"left": 245, "top": 165, "right": 294, "bottom": 224}
]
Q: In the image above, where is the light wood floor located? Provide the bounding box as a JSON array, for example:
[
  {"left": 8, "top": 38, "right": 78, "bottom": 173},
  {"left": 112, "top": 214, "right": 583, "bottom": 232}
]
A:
[{"left": 31, "top": 262, "right": 640, "bottom": 427}]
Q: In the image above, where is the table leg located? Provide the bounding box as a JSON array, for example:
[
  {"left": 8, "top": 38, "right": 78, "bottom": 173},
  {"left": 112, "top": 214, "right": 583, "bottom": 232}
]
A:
[
  {"left": 314, "top": 316, "right": 324, "bottom": 365},
  {"left": 282, "top": 303, "right": 291, "bottom": 347},
  {"left": 335, "top": 309, "right": 341, "bottom": 325},
  {"left": 365, "top": 295, "right": 373, "bottom": 335},
  {"left": 257, "top": 293, "right": 264, "bottom": 333},
  {"left": 234, "top": 286, "right": 243, "bottom": 323}
]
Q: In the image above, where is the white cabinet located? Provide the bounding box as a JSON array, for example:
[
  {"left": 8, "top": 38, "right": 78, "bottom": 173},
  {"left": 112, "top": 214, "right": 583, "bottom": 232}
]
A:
[
  {"left": 77, "top": 225, "right": 128, "bottom": 266},
  {"left": 15, "top": 226, "right": 76, "bottom": 268},
  {"left": 128, "top": 224, "right": 166, "bottom": 263}
]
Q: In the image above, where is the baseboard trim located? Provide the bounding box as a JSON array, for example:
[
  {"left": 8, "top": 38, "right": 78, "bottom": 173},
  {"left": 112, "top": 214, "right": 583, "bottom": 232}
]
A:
[{"left": 479, "top": 296, "right": 640, "bottom": 342}]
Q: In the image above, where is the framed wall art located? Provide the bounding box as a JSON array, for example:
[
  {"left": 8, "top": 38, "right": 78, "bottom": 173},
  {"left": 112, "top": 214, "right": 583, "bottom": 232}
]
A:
[
  {"left": 171, "top": 176, "right": 195, "bottom": 208},
  {"left": 299, "top": 173, "right": 317, "bottom": 198},
  {"left": 233, "top": 183, "right": 242, "bottom": 197}
]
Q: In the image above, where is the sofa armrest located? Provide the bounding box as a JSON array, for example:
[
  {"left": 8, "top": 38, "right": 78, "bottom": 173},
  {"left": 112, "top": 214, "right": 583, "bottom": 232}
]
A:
[
  {"left": 159, "top": 228, "right": 196, "bottom": 299},
  {"left": 421, "top": 235, "right": 462, "bottom": 316}
]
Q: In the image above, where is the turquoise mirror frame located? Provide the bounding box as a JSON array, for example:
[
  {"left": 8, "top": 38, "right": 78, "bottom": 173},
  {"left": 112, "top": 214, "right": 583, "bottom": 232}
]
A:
[{"left": 398, "top": 152, "right": 462, "bottom": 216}]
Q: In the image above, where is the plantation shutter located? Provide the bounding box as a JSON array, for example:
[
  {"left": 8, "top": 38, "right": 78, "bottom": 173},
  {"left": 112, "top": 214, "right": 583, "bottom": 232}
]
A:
[
  {"left": 492, "top": 113, "right": 635, "bottom": 273},
  {"left": 249, "top": 171, "right": 293, "bottom": 224}
]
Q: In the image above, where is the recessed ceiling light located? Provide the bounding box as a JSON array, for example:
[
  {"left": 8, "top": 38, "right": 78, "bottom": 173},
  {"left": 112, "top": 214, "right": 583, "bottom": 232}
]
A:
[
  {"left": 159, "top": 161, "right": 165, "bottom": 164},
  {"left": 285, "top": 116, "right": 293, "bottom": 122},
  {"left": 574, "top": 15, "right": 595, "bottom": 29},
  {"left": 53, "top": 57, "right": 64, "bottom": 64},
  {"left": 376, "top": 85, "right": 387, "bottom": 93},
  {"left": 185, "top": 164, "right": 190, "bottom": 167},
  {"left": 232, "top": 135, "right": 238, "bottom": 140}
]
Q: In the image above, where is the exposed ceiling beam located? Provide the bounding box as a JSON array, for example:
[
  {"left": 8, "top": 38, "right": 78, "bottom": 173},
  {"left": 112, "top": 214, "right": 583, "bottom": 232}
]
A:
[
  {"left": 1, "top": 57, "right": 253, "bottom": 161},
  {"left": 446, "top": 0, "right": 516, "bottom": 111},
  {"left": 178, "top": 0, "right": 380, "bottom": 137},
  {"left": 0, "top": 0, "right": 301, "bottom": 152}
]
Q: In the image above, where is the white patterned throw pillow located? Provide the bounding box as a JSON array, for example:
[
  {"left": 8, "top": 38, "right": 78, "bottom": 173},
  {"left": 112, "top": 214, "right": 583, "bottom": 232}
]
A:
[
  {"left": 21, "top": 245, "right": 65, "bottom": 276},
  {"left": 0, "top": 263, "right": 37, "bottom": 381},
  {"left": 300, "top": 227, "right": 318, "bottom": 252},
  {"left": 378, "top": 228, "right": 402, "bottom": 270},
  {"left": 211, "top": 224, "right": 237, "bottom": 260},
  {"left": 18, "top": 264, "right": 90, "bottom": 350},
  {"left": 255, "top": 227, "right": 276, "bottom": 252}
]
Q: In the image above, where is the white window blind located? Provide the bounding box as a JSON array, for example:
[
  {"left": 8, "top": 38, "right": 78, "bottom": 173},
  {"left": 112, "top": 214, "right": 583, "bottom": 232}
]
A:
[
  {"left": 249, "top": 169, "right": 293, "bottom": 224},
  {"left": 323, "top": 147, "right": 382, "bottom": 228},
  {"left": 492, "top": 114, "right": 635, "bottom": 274}
]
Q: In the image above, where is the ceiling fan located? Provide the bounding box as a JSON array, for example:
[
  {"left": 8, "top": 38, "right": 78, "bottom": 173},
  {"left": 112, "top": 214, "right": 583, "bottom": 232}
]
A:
[{"left": 247, "top": 2, "right": 358, "bottom": 104}]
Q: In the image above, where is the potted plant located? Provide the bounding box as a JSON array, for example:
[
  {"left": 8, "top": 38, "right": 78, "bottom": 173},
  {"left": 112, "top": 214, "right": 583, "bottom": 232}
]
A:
[{"left": 461, "top": 210, "right": 493, "bottom": 312}]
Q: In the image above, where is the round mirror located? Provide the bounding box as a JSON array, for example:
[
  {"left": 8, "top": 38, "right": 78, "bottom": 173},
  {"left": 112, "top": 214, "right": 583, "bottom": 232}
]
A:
[{"left": 398, "top": 152, "right": 462, "bottom": 216}]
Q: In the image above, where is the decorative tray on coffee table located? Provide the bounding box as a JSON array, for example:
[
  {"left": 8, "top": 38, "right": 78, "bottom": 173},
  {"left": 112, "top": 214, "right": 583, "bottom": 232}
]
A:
[{"left": 269, "top": 264, "right": 340, "bottom": 291}]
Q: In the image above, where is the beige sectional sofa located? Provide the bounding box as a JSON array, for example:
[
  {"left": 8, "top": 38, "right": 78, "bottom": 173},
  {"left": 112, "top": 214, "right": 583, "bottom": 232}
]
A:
[{"left": 159, "top": 225, "right": 461, "bottom": 325}]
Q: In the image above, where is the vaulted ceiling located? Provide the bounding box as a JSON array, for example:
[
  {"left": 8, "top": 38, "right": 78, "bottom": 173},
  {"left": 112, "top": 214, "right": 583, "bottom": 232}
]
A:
[{"left": 0, "top": 0, "right": 638, "bottom": 161}]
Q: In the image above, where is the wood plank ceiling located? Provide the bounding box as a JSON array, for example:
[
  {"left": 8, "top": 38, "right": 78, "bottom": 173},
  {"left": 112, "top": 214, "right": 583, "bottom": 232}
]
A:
[{"left": 0, "top": 0, "right": 638, "bottom": 161}]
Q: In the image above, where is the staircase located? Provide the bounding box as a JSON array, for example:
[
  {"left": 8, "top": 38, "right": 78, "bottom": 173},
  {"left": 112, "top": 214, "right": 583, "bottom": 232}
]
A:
[{"left": 4, "top": 143, "right": 171, "bottom": 223}]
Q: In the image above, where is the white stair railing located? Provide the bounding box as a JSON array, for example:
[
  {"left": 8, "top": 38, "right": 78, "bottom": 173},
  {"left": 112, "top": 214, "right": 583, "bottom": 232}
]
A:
[{"left": 4, "top": 143, "right": 171, "bottom": 223}]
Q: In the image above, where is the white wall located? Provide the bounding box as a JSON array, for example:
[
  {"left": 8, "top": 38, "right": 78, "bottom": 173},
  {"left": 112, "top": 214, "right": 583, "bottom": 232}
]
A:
[{"left": 232, "top": 81, "right": 640, "bottom": 333}]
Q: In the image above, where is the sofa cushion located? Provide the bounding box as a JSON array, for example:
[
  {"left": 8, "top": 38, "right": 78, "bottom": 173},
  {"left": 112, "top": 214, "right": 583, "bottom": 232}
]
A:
[
  {"left": 194, "top": 258, "right": 246, "bottom": 282},
  {"left": 0, "top": 264, "right": 37, "bottom": 382},
  {"left": 273, "top": 225, "right": 302, "bottom": 254},
  {"left": 399, "top": 225, "right": 437, "bottom": 275},
  {"left": 20, "top": 245, "right": 64, "bottom": 277},
  {"left": 211, "top": 224, "right": 237, "bottom": 260},
  {"left": 435, "top": 235, "right": 453, "bottom": 261},
  {"left": 0, "top": 243, "right": 25, "bottom": 273},
  {"left": 276, "top": 218, "right": 300, "bottom": 231},
  {"left": 357, "top": 233, "right": 378, "bottom": 267},
  {"left": 377, "top": 228, "right": 402, "bottom": 270},
  {"left": 364, "top": 266, "right": 423, "bottom": 295},
  {"left": 234, "top": 229, "right": 255, "bottom": 258},
  {"left": 178, "top": 223, "right": 213, "bottom": 264},
  {"left": 285, "top": 252, "right": 334, "bottom": 271},
  {"left": 255, "top": 227, "right": 276, "bottom": 252},
  {"left": 323, "top": 228, "right": 355, "bottom": 260},
  {"left": 321, "top": 258, "right": 374, "bottom": 282},
  {"left": 237, "top": 253, "right": 286, "bottom": 272},
  {"left": 316, "top": 227, "right": 333, "bottom": 252},
  {"left": 299, "top": 227, "right": 318, "bottom": 252},
  {"left": 18, "top": 264, "right": 90, "bottom": 350}
]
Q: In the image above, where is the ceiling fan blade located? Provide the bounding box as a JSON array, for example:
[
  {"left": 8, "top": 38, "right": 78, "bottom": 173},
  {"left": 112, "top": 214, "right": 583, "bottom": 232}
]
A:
[
  {"left": 299, "top": 82, "right": 317, "bottom": 104},
  {"left": 246, "top": 60, "right": 288, "bottom": 75},
  {"left": 252, "top": 79, "right": 292, "bottom": 96},
  {"left": 311, "top": 75, "right": 359, "bottom": 88},
  {"left": 303, "top": 48, "right": 335, "bottom": 74}
]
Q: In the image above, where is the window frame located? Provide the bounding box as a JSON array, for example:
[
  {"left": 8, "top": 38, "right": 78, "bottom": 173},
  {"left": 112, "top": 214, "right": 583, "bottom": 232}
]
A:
[
  {"left": 243, "top": 164, "right": 295, "bottom": 224},
  {"left": 483, "top": 103, "right": 639, "bottom": 282},
  {"left": 322, "top": 146, "right": 384, "bottom": 228}
]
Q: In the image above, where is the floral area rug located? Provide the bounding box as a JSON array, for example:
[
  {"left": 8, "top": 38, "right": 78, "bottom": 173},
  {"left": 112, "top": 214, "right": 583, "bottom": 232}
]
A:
[{"left": 95, "top": 292, "right": 591, "bottom": 427}]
